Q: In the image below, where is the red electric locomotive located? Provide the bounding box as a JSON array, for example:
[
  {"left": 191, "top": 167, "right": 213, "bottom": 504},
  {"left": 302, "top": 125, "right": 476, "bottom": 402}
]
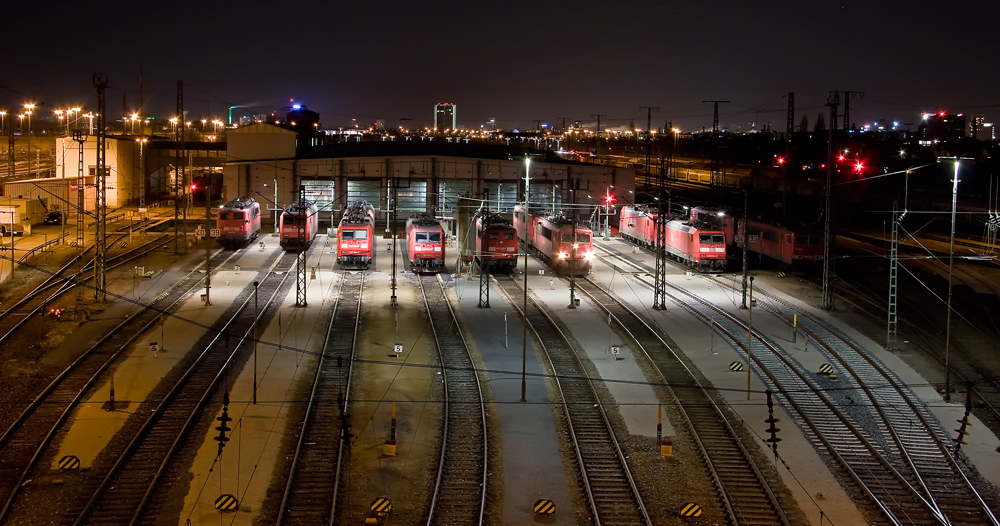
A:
[
  {"left": 514, "top": 204, "right": 593, "bottom": 276},
  {"left": 691, "top": 206, "right": 823, "bottom": 267},
  {"left": 279, "top": 199, "right": 319, "bottom": 251},
  {"left": 337, "top": 200, "right": 376, "bottom": 269},
  {"left": 474, "top": 211, "right": 518, "bottom": 271},
  {"left": 406, "top": 215, "right": 446, "bottom": 273},
  {"left": 216, "top": 197, "right": 261, "bottom": 248},
  {"left": 619, "top": 205, "right": 726, "bottom": 271}
]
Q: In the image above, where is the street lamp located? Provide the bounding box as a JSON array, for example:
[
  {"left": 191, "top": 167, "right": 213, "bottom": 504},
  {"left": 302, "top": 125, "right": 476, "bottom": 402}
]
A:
[
  {"left": 136, "top": 138, "right": 147, "bottom": 208},
  {"left": 54, "top": 110, "right": 64, "bottom": 135},
  {"left": 938, "top": 156, "right": 972, "bottom": 401},
  {"left": 24, "top": 104, "right": 34, "bottom": 174},
  {"left": 747, "top": 275, "right": 755, "bottom": 399},
  {"left": 70, "top": 107, "right": 81, "bottom": 131},
  {"left": 521, "top": 156, "right": 531, "bottom": 403},
  {"left": 169, "top": 117, "right": 179, "bottom": 137}
]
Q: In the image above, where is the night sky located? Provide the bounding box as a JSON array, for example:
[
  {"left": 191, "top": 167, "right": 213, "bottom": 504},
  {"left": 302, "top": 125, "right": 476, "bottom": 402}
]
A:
[{"left": 3, "top": 1, "right": 998, "bottom": 132}]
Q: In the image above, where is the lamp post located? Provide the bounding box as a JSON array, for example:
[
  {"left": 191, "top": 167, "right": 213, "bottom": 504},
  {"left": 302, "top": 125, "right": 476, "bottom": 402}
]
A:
[
  {"left": 253, "top": 280, "right": 259, "bottom": 404},
  {"left": 54, "top": 110, "right": 64, "bottom": 136},
  {"left": 521, "top": 156, "right": 531, "bottom": 403},
  {"left": 938, "top": 156, "right": 971, "bottom": 402},
  {"left": 747, "top": 275, "right": 755, "bottom": 399},
  {"left": 136, "top": 138, "right": 147, "bottom": 208},
  {"left": 24, "top": 104, "right": 34, "bottom": 168}
]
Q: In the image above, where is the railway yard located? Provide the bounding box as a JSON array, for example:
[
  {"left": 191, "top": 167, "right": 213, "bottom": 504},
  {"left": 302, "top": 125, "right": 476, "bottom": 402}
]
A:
[{"left": 0, "top": 209, "right": 999, "bottom": 526}]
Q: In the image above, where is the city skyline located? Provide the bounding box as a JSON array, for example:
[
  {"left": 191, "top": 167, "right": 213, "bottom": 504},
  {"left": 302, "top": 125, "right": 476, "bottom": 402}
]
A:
[{"left": 2, "top": 1, "right": 999, "bottom": 132}]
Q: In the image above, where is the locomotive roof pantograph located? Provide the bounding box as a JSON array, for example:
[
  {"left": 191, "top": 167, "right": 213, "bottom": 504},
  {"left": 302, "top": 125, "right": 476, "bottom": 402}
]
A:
[{"left": 222, "top": 197, "right": 257, "bottom": 210}]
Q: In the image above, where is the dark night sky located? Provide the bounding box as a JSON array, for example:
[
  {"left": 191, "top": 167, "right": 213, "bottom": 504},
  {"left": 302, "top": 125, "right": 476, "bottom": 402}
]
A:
[{"left": 3, "top": 0, "right": 998, "bottom": 132}]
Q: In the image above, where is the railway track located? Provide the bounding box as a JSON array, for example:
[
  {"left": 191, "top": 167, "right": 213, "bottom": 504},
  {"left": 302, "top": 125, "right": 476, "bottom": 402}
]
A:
[
  {"left": 572, "top": 276, "right": 788, "bottom": 525},
  {"left": 712, "top": 274, "right": 1000, "bottom": 525},
  {"left": 0, "top": 247, "right": 238, "bottom": 522},
  {"left": 416, "top": 274, "right": 489, "bottom": 526},
  {"left": 625, "top": 268, "right": 989, "bottom": 525},
  {"left": 51, "top": 251, "right": 298, "bottom": 526},
  {"left": 826, "top": 267, "right": 1000, "bottom": 427},
  {"left": 493, "top": 273, "right": 651, "bottom": 525},
  {"left": 277, "top": 271, "right": 364, "bottom": 526},
  {"left": 0, "top": 234, "right": 169, "bottom": 345}
]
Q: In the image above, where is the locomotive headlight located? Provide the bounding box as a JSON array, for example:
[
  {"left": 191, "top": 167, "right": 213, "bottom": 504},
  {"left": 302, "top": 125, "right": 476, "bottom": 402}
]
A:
[
  {"left": 573, "top": 243, "right": 579, "bottom": 250},
  {"left": 583, "top": 252, "right": 593, "bottom": 260},
  {"left": 558, "top": 252, "right": 568, "bottom": 259}
]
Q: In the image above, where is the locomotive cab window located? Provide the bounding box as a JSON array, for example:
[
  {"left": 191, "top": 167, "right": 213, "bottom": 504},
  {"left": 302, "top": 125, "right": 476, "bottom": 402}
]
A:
[
  {"left": 786, "top": 234, "right": 792, "bottom": 244},
  {"left": 343, "top": 229, "right": 367, "bottom": 240},
  {"left": 415, "top": 233, "right": 428, "bottom": 243},
  {"left": 489, "top": 233, "right": 499, "bottom": 240},
  {"left": 219, "top": 211, "right": 231, "bottom": 220},
  {"left": 561, "top": 233, "right": 591, "bottom": 243},
  {"left": 699, "top": 233, "right": 712, "bottom": 243},
  {"left": 233, "top": 211, "right": 245, "bottom": 221},
  {"left": 713, "top": 234, "right": 724, "bottom": 243},
  {"left": 504, "top": 232, "right": 514, "bottom": 240},
  {"left": 429, "top": 232, "right": 441, "bottom": 242}
]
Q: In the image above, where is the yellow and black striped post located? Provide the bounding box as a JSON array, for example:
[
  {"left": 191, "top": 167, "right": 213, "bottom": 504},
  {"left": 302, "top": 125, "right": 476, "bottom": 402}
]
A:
[
  {"left": 680, "top": 502, "right": 702, "bottom": 517},
  {"left": 370, "top": 497, "right": 392, "bottom": 515},
  {"left": 58, "top": 455, "right": 81, "bottom": 470},
  {"left": 214, "top": 494, "right": 238, "bottom": 511},
  {"left": 533, "top": 499, "right": 556, "bottom": 515}
]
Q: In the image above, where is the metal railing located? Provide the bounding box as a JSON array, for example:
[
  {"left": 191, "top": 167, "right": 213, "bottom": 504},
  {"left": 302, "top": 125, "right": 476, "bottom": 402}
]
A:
[{"left": 17, "top": 232, "right": 72, "bottom": 264}]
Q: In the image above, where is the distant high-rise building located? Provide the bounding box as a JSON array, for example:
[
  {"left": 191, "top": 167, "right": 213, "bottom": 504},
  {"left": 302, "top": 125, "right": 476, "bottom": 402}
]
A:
[
  {"left": 918, "top": 112, "right": 966, "bottom": 142},
  {"left": 971, "top": 115, "right": 995, "bottom": 140},
  {"left": 434, "top": 103, "right": 456, "bottom": 130}
]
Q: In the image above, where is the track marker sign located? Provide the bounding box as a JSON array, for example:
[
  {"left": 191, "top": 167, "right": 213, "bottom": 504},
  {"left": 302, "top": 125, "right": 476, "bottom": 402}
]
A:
[
  {"left": 680, "top": 502, "right": 703, "bottom": 516},
  {"left": 819, "top": 363, "right": 834, "bottom": 375},
  {"left": 214, "top": 494, "right": 238, "bottom": 511},
  {"left": 729, "top": 361, "right": 744, "bottom": 372},
  {"left": 533, "top": 499, "right": 556, "bottom": 515},
  {"left": 58, "top": 455, "right": 80, "bottom": 470},
  {"left": 370, "top": 497, "right": 392, "bottom": 514}
]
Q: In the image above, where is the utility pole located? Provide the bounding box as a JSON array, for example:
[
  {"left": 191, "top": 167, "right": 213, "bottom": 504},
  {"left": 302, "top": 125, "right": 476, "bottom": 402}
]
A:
[
  {"left": 702, "top": 100, "right": 729, "bottom": 188},
  {"left": 741, "top": 183, "right": 749, "bottom": 309},
  {"left": 639, "top": 106, "right": 659, "bottom": 179},
  {"left": 93, "top": 73, "right": 108, "bottom": 303},
  {"left": 73, "top": 130, "right": 86, "bottom": 303},
  {"left": 204, "top": 182, "right": 212, "bottom": 306},
  {"left": 783, "top": 93, "right": 794, "bottom": 221},
  {"left": 821, "top": 91, "right": 839, "bottom": 310},
  {"left": 390, "top": 177, "right": 398, "bottom": 307},
  {"left": 652, "top": 193, "right": 667, "bottom": 310},
  {"left": 591, "top": 114, "right": 606, "bottom": 162},
  {"left": 175, "top": 81, "right": 184, "bottom": 254},
  {"left": 295, "top": 183, "right": 307, "bottom": 306},
  {"left": 887, "top": 200, "right": 903, "bottom": 352},
  {"left": 840, "top": 90, "right": 865, "bottom": 131}
]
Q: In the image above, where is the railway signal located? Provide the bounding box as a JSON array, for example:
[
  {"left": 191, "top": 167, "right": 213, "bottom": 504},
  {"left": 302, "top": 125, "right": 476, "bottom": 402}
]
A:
[
  {"left": 765, "top": 389, "right": 781, "bottom": 455},
  {"left": 954, "top": 385, "right": 973, "bottom": 453},
  {"left": 215, "top": 391, "right": 232, "bottom": 456}
]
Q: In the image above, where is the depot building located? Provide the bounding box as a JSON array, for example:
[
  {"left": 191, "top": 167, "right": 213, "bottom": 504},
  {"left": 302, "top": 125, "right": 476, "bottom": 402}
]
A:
[{"left": 222, "top": 120, "right": 636, "bottom": 231}]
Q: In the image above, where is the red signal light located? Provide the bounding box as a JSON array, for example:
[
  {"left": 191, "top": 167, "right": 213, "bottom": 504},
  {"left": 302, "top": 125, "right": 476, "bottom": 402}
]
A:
[
  {"left": 777, "top": 157, "right": 785, "bottom": 165},
  {"left": 838, "top": 155, "right": 845, "bottom": 162},
  {"left": 854, "top": 161, "right": 864, "bottom": 173}
]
